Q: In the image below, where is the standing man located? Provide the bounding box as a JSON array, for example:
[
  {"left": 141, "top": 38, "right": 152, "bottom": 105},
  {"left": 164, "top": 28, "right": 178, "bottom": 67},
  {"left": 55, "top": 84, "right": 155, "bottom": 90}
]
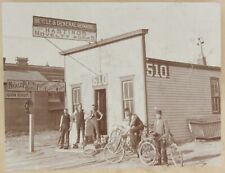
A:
[
  {"left": 153, "top": 109, "right": 169, "bottom": 165},
  {"left": 89, "top": 104, "right": 103, "bottom": 143},
  {"left": 124, "top": 108, "right": 144, "bottom": 153},
  {"left": 59, "top": 108, "right": 71, "bottom": 149},
  {"left": 73, "top": 103, "right": 85, "bottom": 148}
]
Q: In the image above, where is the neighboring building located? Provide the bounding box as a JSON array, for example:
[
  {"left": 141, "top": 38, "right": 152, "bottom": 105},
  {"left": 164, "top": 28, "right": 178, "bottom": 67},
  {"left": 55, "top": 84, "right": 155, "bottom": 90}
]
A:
[
  {"left": 60, "top": 29, "right": 221, "bottom": 142},
  {"left": 4, "top": 57, "right": 65, "bottom": 132}
]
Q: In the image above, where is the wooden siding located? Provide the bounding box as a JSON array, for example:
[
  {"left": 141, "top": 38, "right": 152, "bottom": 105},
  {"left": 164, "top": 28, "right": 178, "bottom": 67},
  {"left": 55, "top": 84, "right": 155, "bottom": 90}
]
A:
[{"left": 146, "top": 65, "right": 221, "bottom": 141}]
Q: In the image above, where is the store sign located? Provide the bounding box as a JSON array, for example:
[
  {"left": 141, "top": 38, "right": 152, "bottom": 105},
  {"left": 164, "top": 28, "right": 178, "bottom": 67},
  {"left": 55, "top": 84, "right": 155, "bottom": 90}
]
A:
[
  {"left": 6, "top": 91, "right": 31, "bottom": 99},
  {"left": 92, "top": 74, "right": 108, "bottom": 87},
  {"left": 6, "top": 80, "right": 65, "bottom": 92},
  {"left": 33, "top": 16, "right": 97, "bottom": 42},
  {"left": 146, "top": 59, "right": 169, "bottom": 78}
]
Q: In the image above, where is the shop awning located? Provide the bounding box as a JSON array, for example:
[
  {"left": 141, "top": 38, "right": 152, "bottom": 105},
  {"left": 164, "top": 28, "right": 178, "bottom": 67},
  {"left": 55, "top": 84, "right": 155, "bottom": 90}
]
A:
[{"left": 4, "top": 71, "right": 48, "bottom": 83}]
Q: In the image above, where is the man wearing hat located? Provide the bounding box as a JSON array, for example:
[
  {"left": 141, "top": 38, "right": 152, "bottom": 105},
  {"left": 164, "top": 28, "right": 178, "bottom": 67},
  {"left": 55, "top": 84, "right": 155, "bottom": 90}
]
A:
[
  {"left": 124, "top": 108, "right": 144, "bottom": 153},
  {"left": 88, "top": 104, "right": 103, "bottom": 143},
  {"left": 153, "top": 109, "right": 169, "bottom": 165}
]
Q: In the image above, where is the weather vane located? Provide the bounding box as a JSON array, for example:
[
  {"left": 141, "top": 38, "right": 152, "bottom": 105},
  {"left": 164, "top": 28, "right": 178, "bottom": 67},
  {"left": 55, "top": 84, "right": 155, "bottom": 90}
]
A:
[{"left": 197, "top": 37, "right": 207, "bottom": 65}]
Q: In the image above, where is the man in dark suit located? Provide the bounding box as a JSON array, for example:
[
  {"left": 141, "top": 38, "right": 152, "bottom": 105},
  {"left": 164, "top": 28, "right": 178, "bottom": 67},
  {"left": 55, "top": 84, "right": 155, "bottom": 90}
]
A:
[
  {"left": 124, "top": 108, "right": 144, "bottom": 153},
  {"left": 73, "top": 103, "right": 85, "bottom": 148},
  {"left": 59, "top": 108, "right": 71, "bottom": 149},
  {"left": 153, "top": 109, "right": 169, "bottom": 165}
]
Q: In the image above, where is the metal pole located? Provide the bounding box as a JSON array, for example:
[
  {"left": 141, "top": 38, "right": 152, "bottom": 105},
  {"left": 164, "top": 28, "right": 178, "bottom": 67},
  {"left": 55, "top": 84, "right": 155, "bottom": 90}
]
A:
[{"left": 29, "top": 113, "right": 34, "bottom": 152}]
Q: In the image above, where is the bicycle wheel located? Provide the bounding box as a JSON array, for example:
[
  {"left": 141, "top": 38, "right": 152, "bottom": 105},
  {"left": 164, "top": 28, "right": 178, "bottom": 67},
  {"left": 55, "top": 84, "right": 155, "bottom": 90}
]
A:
[
  {"left": 109, "top": 128, "right": 122, "bottom": 143},
  {"left": 138, "top": 141, "right": 157, "bottom": 166},
  {"left": 169, "top": 144, "right": 183, "bottom": 167},
  {"left": 103, "top": 141, "right": 125, "bottom": 163},
  {"left": 83, "top": 148, "right": 96, "bottom": 156}
]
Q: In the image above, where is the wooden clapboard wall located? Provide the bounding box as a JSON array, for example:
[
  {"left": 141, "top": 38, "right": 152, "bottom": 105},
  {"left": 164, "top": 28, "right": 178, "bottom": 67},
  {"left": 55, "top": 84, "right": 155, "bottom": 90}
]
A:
[{"left": 145, "top": 58, "right": 221, "bottom": 142}]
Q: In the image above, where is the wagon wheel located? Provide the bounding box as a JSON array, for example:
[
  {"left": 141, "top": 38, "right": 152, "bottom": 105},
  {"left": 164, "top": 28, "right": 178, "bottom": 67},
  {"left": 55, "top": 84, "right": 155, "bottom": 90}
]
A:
[
  {"left": 169, "top": 144, "right": 183, "bottom": 167},
  {"left": 138, "top": 141, "right": 157, "bottom": 166}
]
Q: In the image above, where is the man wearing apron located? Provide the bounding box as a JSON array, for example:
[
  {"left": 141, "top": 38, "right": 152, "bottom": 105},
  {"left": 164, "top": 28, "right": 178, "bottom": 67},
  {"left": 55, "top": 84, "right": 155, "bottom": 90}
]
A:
[{"left": 89, "top": 104, "right": 103, "bottom": 143}]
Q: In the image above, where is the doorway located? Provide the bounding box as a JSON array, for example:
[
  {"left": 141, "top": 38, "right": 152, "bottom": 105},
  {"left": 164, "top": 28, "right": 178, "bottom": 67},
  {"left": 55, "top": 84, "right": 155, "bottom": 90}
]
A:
[{"left": 94, "top": 89, "right": 107, "bottom": 135}]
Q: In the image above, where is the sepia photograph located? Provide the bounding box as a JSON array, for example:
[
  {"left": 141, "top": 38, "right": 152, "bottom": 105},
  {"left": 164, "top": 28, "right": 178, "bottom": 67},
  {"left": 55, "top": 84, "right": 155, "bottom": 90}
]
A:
[{"left": 1, "top": 2, "right": 222, "bottom": 172}]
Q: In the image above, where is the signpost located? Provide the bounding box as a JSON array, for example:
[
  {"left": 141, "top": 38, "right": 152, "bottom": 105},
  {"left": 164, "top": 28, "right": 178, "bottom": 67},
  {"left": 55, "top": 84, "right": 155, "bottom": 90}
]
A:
[
  {"left": 33, "top": 16, "right": 97, "bottom": 42},
  {"left": 24, "top": 99, "right": 34, "bottom": 152}
]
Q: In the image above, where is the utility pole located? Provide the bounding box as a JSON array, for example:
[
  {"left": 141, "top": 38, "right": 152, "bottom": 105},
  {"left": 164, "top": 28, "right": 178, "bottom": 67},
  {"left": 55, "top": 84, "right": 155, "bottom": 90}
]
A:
[{"left": 197, "top": 37, "right": 207, "bottom": 65}]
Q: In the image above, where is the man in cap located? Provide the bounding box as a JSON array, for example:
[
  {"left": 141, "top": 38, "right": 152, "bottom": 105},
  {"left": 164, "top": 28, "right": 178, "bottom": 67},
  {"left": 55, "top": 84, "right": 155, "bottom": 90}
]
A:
[
  {"left": 153, "top": 109, "right": 169, "bottom": 165},
  {"left": 124, "top": 108, "right": 144, "bottom": 153}
]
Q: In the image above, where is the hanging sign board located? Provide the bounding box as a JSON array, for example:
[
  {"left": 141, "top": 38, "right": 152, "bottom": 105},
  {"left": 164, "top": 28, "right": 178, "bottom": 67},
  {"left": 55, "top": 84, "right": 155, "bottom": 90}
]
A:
[
  {"left": 7, "top": 80, "right": 65, "bottom": 92},
  {"left": 32, "top": 16, "right": 97, "bottom": 42}
]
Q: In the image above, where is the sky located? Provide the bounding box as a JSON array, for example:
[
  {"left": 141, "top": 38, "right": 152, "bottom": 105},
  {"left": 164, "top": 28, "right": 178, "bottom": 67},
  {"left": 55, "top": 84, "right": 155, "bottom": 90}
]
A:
[{"left": 1, "top": 2, "right": 221, "bottom": 67}]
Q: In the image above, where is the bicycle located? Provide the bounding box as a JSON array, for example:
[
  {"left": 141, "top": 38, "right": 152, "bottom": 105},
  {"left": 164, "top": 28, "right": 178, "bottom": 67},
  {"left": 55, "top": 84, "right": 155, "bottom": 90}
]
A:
[
  {"left": 82, "top": 135, "right": 109, "bottom": 157},
  {"left": 138, "top": 127, "right": 183, "bottom": 167},
  {"left": 103, "top": 125, "right": 135, "bottom": 163}
]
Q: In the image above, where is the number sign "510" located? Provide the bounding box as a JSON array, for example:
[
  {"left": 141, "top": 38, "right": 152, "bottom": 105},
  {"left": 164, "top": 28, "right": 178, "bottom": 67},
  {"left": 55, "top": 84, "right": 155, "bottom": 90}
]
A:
[{"left": 146, "top": 62, "right": 169, "bottom": 78}]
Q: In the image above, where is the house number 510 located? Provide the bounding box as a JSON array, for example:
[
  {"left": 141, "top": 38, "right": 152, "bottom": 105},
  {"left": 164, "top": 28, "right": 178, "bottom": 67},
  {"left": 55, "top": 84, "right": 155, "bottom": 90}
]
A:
[{"left": 146, "top": 63, "right": 169, "bottom": 78}]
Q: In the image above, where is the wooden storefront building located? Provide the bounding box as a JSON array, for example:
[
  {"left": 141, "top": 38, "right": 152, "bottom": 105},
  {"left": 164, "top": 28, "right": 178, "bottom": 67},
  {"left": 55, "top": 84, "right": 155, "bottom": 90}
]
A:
[{"left": 60, "top": 29, "right": 221, "bottom": 142}]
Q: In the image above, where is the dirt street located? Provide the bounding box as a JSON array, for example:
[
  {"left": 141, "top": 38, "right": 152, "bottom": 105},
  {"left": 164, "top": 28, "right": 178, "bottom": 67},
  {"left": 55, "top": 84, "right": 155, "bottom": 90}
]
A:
[{"left": 5, "top": 130, "right": 222, "bottom": 171}]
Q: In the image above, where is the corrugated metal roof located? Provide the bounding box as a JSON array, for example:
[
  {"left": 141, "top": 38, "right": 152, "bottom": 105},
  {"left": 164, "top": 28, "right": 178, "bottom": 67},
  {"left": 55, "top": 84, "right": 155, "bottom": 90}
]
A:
[{"left": 4, "top": 71, "right": 48, "bottom": 82}]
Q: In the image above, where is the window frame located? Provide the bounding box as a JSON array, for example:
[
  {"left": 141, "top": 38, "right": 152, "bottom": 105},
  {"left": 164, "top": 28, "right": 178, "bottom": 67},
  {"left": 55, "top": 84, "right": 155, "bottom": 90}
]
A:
[
  {"left": 71, "top": 83, "right": 82, "bottom": 112},
  {"left": 210, "top": 77, "right": 220, "bottom": 114},
  {"left": 120, "top": 75, "right": 135, "bottom": 119}
]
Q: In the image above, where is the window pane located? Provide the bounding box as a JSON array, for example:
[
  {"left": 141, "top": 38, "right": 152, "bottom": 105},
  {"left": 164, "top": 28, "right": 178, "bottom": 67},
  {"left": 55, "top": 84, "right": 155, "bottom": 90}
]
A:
[
  {"left": 72, "top": 87, "right": 81, "bottom": 106},
  {"left": 122, "top": 79, "right": 134, "bottom": 117},
  {"left": 124, "top": 82, "right": 129, "bottom": 99},
  {"left": 128, "top": 82, "right": 133, "bottom": 98}
]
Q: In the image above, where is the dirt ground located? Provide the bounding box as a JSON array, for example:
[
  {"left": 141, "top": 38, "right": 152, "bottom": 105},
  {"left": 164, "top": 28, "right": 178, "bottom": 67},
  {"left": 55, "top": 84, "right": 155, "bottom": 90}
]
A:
[{"left": 4, "top": 130, "right": 222, "bottom": 171}]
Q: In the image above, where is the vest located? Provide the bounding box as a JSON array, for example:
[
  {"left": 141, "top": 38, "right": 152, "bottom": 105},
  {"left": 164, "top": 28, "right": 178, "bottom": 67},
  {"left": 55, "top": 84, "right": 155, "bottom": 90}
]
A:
[
  {"left": 154, "top": 119, "right": 165, "bottom": 135},
  {"left": 130, "top": 115, "right": 144, "bottom": 129},
  {"left": 75, "top": 110, "right": 85, "bottom": 124},
  {"left": 61, "top": 114, "right": 70, "bottom": 130}
]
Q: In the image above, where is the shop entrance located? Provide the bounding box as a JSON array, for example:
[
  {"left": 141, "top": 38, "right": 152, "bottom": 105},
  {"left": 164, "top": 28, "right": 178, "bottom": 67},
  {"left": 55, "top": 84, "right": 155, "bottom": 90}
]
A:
[{"left": 94, "top": 89, "right": 107, "bottom": 135}]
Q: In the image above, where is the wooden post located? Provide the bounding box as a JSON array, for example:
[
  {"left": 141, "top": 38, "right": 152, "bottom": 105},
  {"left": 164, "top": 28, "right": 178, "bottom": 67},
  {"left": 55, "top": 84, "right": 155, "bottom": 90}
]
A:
[
  {"left": 141, "top": 31, "right": 149, "bottom": 134},
  {"left": 29, "top": 113, "right": 34, "bottom": 152}
]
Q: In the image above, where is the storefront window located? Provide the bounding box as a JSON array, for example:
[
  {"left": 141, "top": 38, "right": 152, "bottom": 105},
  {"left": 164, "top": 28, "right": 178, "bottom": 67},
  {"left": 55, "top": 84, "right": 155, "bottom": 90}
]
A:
[
  {"left": 122, "top": 80, "right": 134, "bottom": 117},
  {"left": 210, "top": 77, "right": 220, "bottom": 114},
  {"left": 72, "top": 87, "right": 81, "bottom": 112}
]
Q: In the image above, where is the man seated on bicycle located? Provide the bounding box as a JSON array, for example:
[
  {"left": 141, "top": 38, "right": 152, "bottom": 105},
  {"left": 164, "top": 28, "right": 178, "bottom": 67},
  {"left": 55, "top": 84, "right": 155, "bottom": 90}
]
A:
[
  {"left": 124, "top": 108, "right": 144, "bottom": 153},
  {"left": 153, "top": 109, "right": 169, "bottom": 166}
]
